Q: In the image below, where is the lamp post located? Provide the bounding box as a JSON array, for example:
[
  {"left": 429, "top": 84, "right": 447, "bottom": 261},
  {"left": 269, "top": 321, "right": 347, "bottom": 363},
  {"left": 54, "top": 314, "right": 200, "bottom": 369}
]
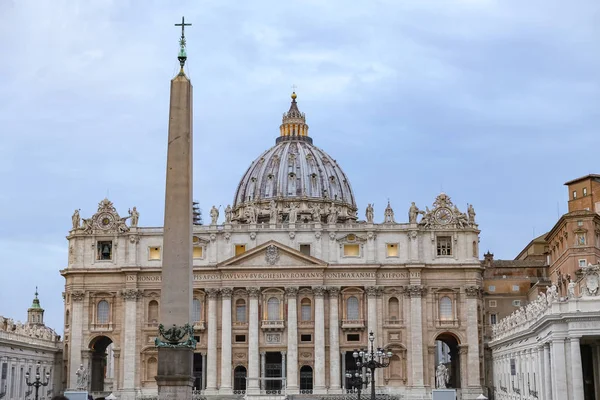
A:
[
  {"left": 24, "top": 362, "right": 50, "bottom": 400},
  {"left": 352, "top": 331, "right": 392, "bottom": 400},
  {"left": 345, "top": 370, "right": 368, "bottom": 400}
]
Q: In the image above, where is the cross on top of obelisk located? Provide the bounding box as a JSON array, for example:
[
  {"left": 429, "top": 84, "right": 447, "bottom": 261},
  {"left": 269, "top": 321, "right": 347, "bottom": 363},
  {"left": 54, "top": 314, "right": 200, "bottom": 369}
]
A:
[{"left": 175, "top": 16, "right": 192, "bottom": 72}]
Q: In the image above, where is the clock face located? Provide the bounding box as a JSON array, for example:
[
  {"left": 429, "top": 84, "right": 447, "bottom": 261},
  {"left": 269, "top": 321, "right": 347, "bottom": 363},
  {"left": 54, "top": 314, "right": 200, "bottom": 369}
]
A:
[
  {"left": 434, "top": 207, "right": 453, "bottom": 225},
  {"left": 96, "top": 213, "right": 115, "bottom": 230}
]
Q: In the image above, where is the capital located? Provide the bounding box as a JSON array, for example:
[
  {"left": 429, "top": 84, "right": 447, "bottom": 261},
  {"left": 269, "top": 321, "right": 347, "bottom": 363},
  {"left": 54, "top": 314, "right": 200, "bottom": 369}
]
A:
[
  {"left": 221, "top": 287, "right": 234, "bottom": 298},
  {"left": 206, "top": 288, "right": 220, "bottom": 299},
  {"left": 71, "top": 291, "right": 86, "bottom": 302},
  {"left": 285, "top": 286, "right": 299, "bottom": 297},
  {"left": 312, "top": 286, "right": 326, "bottom": 297},
  {"left": 365, "top": 286, "right": 379, "bottom": 297},
  {"left": 327, "top": 286, "right": 341, "bottom": 297},
  {"left": 247, "top": 287, "right": 261, "bottom": 298},
  {"left": 120, "top": 289, "right": 142, "bottom": 301},
  {"left": 465, "top": 286, "right": 482, "bottom": 298},
  {"left": 406, "top": 285, "right": 426, "bottom": 298}
]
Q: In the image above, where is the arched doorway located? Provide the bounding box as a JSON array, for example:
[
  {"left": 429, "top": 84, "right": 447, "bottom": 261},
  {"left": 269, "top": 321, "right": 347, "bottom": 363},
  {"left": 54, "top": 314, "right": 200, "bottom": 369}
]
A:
[
  {"left": 434, "top": 332, "right": 460, "bottom": 388},
  {"left": 300, "top": 366, "right": 313, "bottom": 394},
  {"left": 234, "top": 366, "right": 247, "bottom": 393},
  {"left": 89, "top": 335, "right": 113, "bottom": 392}
]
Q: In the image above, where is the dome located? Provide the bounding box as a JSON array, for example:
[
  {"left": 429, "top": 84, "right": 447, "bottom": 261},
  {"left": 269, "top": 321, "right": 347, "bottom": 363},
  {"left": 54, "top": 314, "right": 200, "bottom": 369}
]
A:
[{"left": 232, "top": 93, "right": 357, "bottom": 224}]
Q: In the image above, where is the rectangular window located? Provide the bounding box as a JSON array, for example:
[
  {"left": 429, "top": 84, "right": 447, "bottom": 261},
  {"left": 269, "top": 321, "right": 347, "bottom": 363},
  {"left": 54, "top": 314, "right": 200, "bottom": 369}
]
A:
[
  {"left": 573, "top": 190, "right": 577, "bottom": 199},
  {"left": 512, "top": 300, "right": 521, "bottom": 307},
  {"left": 97, "top": 241, "right": 112, "bottom": 260},
  {"left": 512, "top": 285, "right": 519, "bottom": 292},
  {"left": 347, "top": 334, "right": 360, "bottom": 342},
  {"left": 583, "top": 187, "right": 588, "bottom": 196},
  {"left": 436, "top": 236, "right": 452, "bottom": 256},
  {"left": 235, "top": 334, "right": 246, "bottom": 343},
  {"left": 579, "top": 259, "right": 587, "bottom": 268},
  {"left": 235, "top": 244, "right": 246, "bottom": 256},
  {"left": 300, "top": 334, "right": 312, "bottom": 342},
  {"left": 490, "top": 314, "right": 497, "bottom": 325},
  {"left": 193, "top": 246, "right": 203, "bottom": 259},
  {"left": 488, "top": 285, "right": 496, "bottom": 292},
  {"left": 386, "top": 243, "right": 399, "bottom": 257},
  {"left": 301, "top": 303, "right": 311, "bottom": 321},
  {"left": 343, "top": 244, "right": 360, "bottom": 257},
  {"left": 149, "top": 246, "right": 161, "bottom": 260},
  {"left": 300, "top": 244, "right": 311, "bottom": 256},
  {"left": 489, "top": 300, "right": 497, "bottom": 308},
  {"left": 578, "top": 220, "right": 583, "bottom": 226}
]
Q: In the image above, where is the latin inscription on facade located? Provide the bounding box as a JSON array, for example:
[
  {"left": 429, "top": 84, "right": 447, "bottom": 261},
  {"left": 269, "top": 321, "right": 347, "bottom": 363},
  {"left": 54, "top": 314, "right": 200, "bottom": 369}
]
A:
[{"left": 265, "top": 333, "right": 281, "bottom": 344}]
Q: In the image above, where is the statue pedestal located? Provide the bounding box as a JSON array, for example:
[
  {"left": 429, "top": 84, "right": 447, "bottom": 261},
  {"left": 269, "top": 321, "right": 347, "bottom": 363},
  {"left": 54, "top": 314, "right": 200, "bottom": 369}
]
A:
[
  {"left": 64, "top": 391, "right": 89, "bottom": 400},
  {"left": 432, "top": 389, "right": 457, "bottom": 400}
]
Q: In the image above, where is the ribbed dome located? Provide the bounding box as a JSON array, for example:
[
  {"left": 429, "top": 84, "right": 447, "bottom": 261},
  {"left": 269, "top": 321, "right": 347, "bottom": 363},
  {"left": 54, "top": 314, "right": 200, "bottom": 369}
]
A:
[{"left": 231, "top": 93, "right": 357, "bottom": 224}]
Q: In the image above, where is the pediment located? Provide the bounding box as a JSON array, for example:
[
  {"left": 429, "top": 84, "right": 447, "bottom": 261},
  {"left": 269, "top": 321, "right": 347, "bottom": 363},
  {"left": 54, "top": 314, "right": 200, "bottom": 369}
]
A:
[{"left": 219, "top": 240, "right": 327, "bottom": 268}]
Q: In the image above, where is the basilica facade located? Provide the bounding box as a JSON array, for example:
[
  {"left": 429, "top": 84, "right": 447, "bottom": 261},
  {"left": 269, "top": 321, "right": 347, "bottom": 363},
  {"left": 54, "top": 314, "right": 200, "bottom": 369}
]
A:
[{"left": 62, "top": 93, "right": 486, "bottom": 400}]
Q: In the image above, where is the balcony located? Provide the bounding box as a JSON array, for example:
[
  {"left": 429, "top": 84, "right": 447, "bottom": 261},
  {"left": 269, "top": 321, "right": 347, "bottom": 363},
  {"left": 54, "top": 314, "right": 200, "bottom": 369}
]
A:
[
  {"left": 261, "top": 319, "right": 285, "bottom": 331},
  {"left": 233, "top": 321, "right": 249, "bottom": 329},
  {"left": 298, "top": 320, "right": 314, "bottom": 328},
  {"left": 193, "top": 321, "right": 206, "bottom": 332},
  {"left": 341, "top": 319, "right": 365, "bottom": 331},
  {"left": 384, "top": 319, "right": 404, "bottom": 327}
]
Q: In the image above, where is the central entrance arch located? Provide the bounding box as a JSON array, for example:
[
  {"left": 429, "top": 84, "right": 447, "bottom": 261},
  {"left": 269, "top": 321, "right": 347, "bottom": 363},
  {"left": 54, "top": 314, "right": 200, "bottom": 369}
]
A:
[
  {"left": 434, "top": 332, "right": 461, "bottom": 388},
  {"left": 89, "top": 335, "right": 113, "bottom": 392}
]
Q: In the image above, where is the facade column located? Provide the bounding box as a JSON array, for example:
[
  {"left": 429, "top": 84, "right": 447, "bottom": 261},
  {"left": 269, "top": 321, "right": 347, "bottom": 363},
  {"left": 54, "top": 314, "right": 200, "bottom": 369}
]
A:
[
  {"left": 247, "top": 287, "right": 261, "bottom": 394},
  {"left": 536, "top": 346, "right": 544, "bottom": 399},
  {"left": 543, "top": 343, "right": 552, "bottom": 400},
  {"left": 328, "top": 287, "right": 341, "bottom": 393},
  {"left": 570, "top": 337, "right": 584, "bottom": 400},
  {"left": 205, "top": 288, "right": 219, "bottom": 394},
  {"left": 121, "top": 289, "right": 141, "bottom": 400},
  {"left": 313, "top": 286, "right": 326, "bottom": 393},
  {"left": 281, "top": 351, "right": 287, "bottom": 389},
  {"left": 407, "top": 285, "right": 425, "bottom": 387},
  {"left": 366, "top": 287, "right": 378, "bottom": 344},
  {"left": 341, "top": 351, "right": 346, "bottom": 391},
  {"left": 220, "top": 288, "right": 233, "bottom": 394},
  {"left": 285, "top": 287, "right": 299, "bottom": 394},
  {"left": 260, "top": 352, "right": 266, "bottom": 390},
  {"left": 68, "top": 291, "right": 85, "bottom": 389},
  {"left": 202, "top": 353, "right": 207, "bottom": 390},
  {"left": 465, "top": 286, "right": 481, "bottom": 388},
  {"left": 551, "top": 339, "right": 567, "bottom": 398}
]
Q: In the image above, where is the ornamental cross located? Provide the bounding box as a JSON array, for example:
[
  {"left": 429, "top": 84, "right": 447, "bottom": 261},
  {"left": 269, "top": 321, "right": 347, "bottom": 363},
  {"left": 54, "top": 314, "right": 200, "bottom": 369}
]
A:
[
  {"left": 291, "top": 84, "right": 298, "bottom": 92},
  {"left": 175, "top": 16, "right": 192, "bottom": 39}
]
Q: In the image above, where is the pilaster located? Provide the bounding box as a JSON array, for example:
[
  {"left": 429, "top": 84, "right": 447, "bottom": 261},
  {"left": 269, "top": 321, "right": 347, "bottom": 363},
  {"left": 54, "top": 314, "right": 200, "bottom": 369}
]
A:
[
  {"left": 328, "top": 287, "right": 341, "bottom": 393},
  {"left": 285, "top": 286, "right": 299, "bottom": 394},
  {"left": 69, "top": 290, "right": 85, "bottom": 389},
  {"left": 247, "top": 287, "right": 260, "bottom": 394},
  {"left": 120, "top": 289, "right": 142, "bottom": 400},
  {"left": 205, "top": 288, "right": 219, "bottom": 394},
  {"left": 220, "top": 287, "right": 233, "bottom": 394},
  {"left": 313, "top": 286, "right": 326, "bottom": 393}
]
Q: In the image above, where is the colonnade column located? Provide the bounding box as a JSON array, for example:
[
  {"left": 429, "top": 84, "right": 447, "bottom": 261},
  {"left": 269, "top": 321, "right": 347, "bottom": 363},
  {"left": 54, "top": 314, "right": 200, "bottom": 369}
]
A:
[
  {"left": 465, "top": 286, "right": 481, "bottom": 388},
  {"left": 220, "top": 288, "right": 233, "bottom": 394},
  {"left": 536, "top": 346, "right": 544, "bottom": 399},
  {"left": 68, "top": 291, "right": 85, "bottom": 389},
  {"left": 247, "top": 287, "right": 261, "bottom": 394},
  {"left": 328, "top": 287, "right": 341, "bottom": 393},
  {"left": 543, "top": 343, "right": 552, "bottom": 400},
  {"left": 551, "top": 339, "right": 567, "bottom": 398},
  {"left": 121, "top": 289, "right": 141, "bottom": 400},
  {"left": 285, "top": 287, "right": 299, "bottom": 394},
  {"left": 407, "top": 285, "right": 424, "bottom": 387},
  {"left": 570, "top": 337, "right": 584, "bottom": 400},
  {"left": 205, "top": 288, "right": 219, "bottom": 394},
  {"left": 313, "top": 286, "right": 326, "bottom": 393}
]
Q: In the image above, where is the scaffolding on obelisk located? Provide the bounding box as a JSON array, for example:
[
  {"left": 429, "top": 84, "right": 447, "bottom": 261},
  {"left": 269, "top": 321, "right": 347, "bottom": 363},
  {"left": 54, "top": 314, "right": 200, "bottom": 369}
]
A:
[{"left": 154, "top": 16, "right": 196, "bottom": 400}]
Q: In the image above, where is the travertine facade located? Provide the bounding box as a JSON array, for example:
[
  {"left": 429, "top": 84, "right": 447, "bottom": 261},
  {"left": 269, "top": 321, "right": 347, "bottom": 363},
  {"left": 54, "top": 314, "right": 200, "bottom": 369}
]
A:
[
  {"left": 62, "top": 94, "right": 487, "bottom": 400},
  {"left": 0, "top": 291, "right": 63, "bottom": 400}
]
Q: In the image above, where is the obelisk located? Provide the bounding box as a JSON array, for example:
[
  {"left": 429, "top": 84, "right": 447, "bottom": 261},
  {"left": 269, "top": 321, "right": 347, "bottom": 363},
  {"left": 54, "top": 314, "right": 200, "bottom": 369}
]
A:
[{"left": 155, "top": 17, "right": 195, "bottom": 400}]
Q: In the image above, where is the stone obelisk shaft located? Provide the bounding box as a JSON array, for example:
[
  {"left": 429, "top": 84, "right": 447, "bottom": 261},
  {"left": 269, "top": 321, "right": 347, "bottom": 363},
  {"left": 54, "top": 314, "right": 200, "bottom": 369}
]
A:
[{"left": 156, "top": 72, "right": 194, "bottom": 399}]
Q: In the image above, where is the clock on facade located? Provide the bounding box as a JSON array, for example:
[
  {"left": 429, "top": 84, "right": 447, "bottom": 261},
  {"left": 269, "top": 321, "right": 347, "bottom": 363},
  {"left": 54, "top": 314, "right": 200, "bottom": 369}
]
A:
[{"left": 434, "top": 207, "right": 452, "bottom": 225}]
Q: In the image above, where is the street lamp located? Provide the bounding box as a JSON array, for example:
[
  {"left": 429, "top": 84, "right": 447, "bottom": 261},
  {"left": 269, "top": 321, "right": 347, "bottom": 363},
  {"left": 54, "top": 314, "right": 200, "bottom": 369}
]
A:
[
  {"left": 345, "top": 370, "right": 369, "bottom": 400},
  {"left": 24, "top": 362, "right": 50, "bottom": 400},
  {"left": 352, "top": 331, "right": 393, "bottom": 400}
]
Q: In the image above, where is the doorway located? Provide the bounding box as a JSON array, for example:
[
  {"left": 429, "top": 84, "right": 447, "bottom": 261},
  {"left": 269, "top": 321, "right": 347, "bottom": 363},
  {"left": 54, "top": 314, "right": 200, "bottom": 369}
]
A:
[
  {"left": 265, "top": 352, "right": 282, "bottom": 392},
  {"left": 89, "top": 336, "right": 113, "bottom": 392}
]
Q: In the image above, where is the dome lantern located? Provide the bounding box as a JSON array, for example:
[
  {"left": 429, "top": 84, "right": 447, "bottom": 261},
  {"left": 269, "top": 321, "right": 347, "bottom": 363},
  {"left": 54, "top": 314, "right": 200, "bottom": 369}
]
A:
[{"left": 279, "top": 92, "right": 310, "bottom": 142}]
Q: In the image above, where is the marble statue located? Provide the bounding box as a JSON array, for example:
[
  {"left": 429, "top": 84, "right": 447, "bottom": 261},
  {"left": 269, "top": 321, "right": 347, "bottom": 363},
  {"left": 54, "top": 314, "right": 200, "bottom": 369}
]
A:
[
  {"left": 82, "top": 218, "right": 93, "bottom": 233},
  {"left": 76, "top": 364, "right": 88, "bottom": 390},
  {"left": 436, "top": 363, "right": 449, "bottom": 388},
  {"left": 365, "top": 203, "right": 374, "bottom": 223},
  {"left": 327, "top": 202, "right": 338, "bottom": 224},
  {"left": 128, "top": 207, "right": 139, "bottom": 227},
  {"left": 312, "top": 204, "right": 322, "bottom": 222},
  {"left": 225, "top": 205, "right": 232, "bottom": 223},
  {"left": 288, "top": 203, "right": 298, "bottom": 223},
  {"left": 408, "top": 202, "right": 419, "bottom": 224},
  {"left": 467, "top": 204, "right": 476, "bottom": 224},
  {"left": 384, "top": 201, "right": 395, "bottom": 223},
  {"left": 269, "top": 200, "right": 278, "bottom": 224},
  {"left": 72, "top": 209, "right": 80, "bottom": 230},
  {"left": 210, "top": 205, "right": 219, "bottom": 225},
  {"left": 567, "top": 280, "right": 576, "bottom": 299},
  {"left": 245, "top": 205, "right": 257, "bottom": 224}
]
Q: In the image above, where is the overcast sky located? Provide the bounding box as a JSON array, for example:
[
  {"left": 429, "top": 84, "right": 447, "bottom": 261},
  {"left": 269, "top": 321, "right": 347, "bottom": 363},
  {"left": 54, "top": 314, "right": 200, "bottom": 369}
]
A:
[{"left": 0, "top": 0, "right": 598, "bottom": 333}]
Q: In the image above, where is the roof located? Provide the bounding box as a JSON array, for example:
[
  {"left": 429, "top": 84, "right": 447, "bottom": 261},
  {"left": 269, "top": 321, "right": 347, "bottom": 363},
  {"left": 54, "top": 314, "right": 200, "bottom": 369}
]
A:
[
  {"left": 483, "top": 259, "right": 547, "bottom": 269},
  {"left": 564, "top": 174, "right": 600, "bottom": 185}
]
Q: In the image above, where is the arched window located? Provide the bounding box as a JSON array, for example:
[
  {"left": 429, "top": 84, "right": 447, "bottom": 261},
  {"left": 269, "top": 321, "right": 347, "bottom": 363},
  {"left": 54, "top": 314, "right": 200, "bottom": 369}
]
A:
[
  {"left": 97, "top": 300, "right": 109, "bottom": 324},
  {"left": 192, "top": 299, "right": 201, "bottom": 323},
  {"left": 439, "top": 296, "right": 453, "bottom": 320},
  {"left": 347, "top": 296, "right": 359, "bottom": 320},
  {"left": 148, "top": 300, "right": 159, "bottom": 324},
  {"left": 301, "top": 298, "right": 311, "bottom": 321},
  {"left": 65, "top": 310, "right": 70, "bottom": 327},
  {"left": 267, "top": 297, "right": 280, "bottom": 320},
  {"left": 147, "top": 357, "right": 157, "bottom": 381},
  {"left": 300, "top": 365, "right": 313, "bottom": 393},
  {"left": 388, "top": 297, "right": 399, "bottom": 321},
  {"left": 236, "top": 299, "right": 247, "bottom": 323},
  {"left": 234, "top": 366, "right": 247, "bottom": 392}
]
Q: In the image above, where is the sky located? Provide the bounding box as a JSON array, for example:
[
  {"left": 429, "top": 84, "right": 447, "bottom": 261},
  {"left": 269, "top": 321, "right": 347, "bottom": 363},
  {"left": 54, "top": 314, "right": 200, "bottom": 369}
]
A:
[{"left": 0, "top": 0, "right": 598, "bottom": 334}]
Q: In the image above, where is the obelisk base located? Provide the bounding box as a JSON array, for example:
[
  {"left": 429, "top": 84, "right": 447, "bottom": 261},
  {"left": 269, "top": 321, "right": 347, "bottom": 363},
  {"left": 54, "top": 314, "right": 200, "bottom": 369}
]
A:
[{"left": 156, "top": 347, "right": 194, "bottom": 400}]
